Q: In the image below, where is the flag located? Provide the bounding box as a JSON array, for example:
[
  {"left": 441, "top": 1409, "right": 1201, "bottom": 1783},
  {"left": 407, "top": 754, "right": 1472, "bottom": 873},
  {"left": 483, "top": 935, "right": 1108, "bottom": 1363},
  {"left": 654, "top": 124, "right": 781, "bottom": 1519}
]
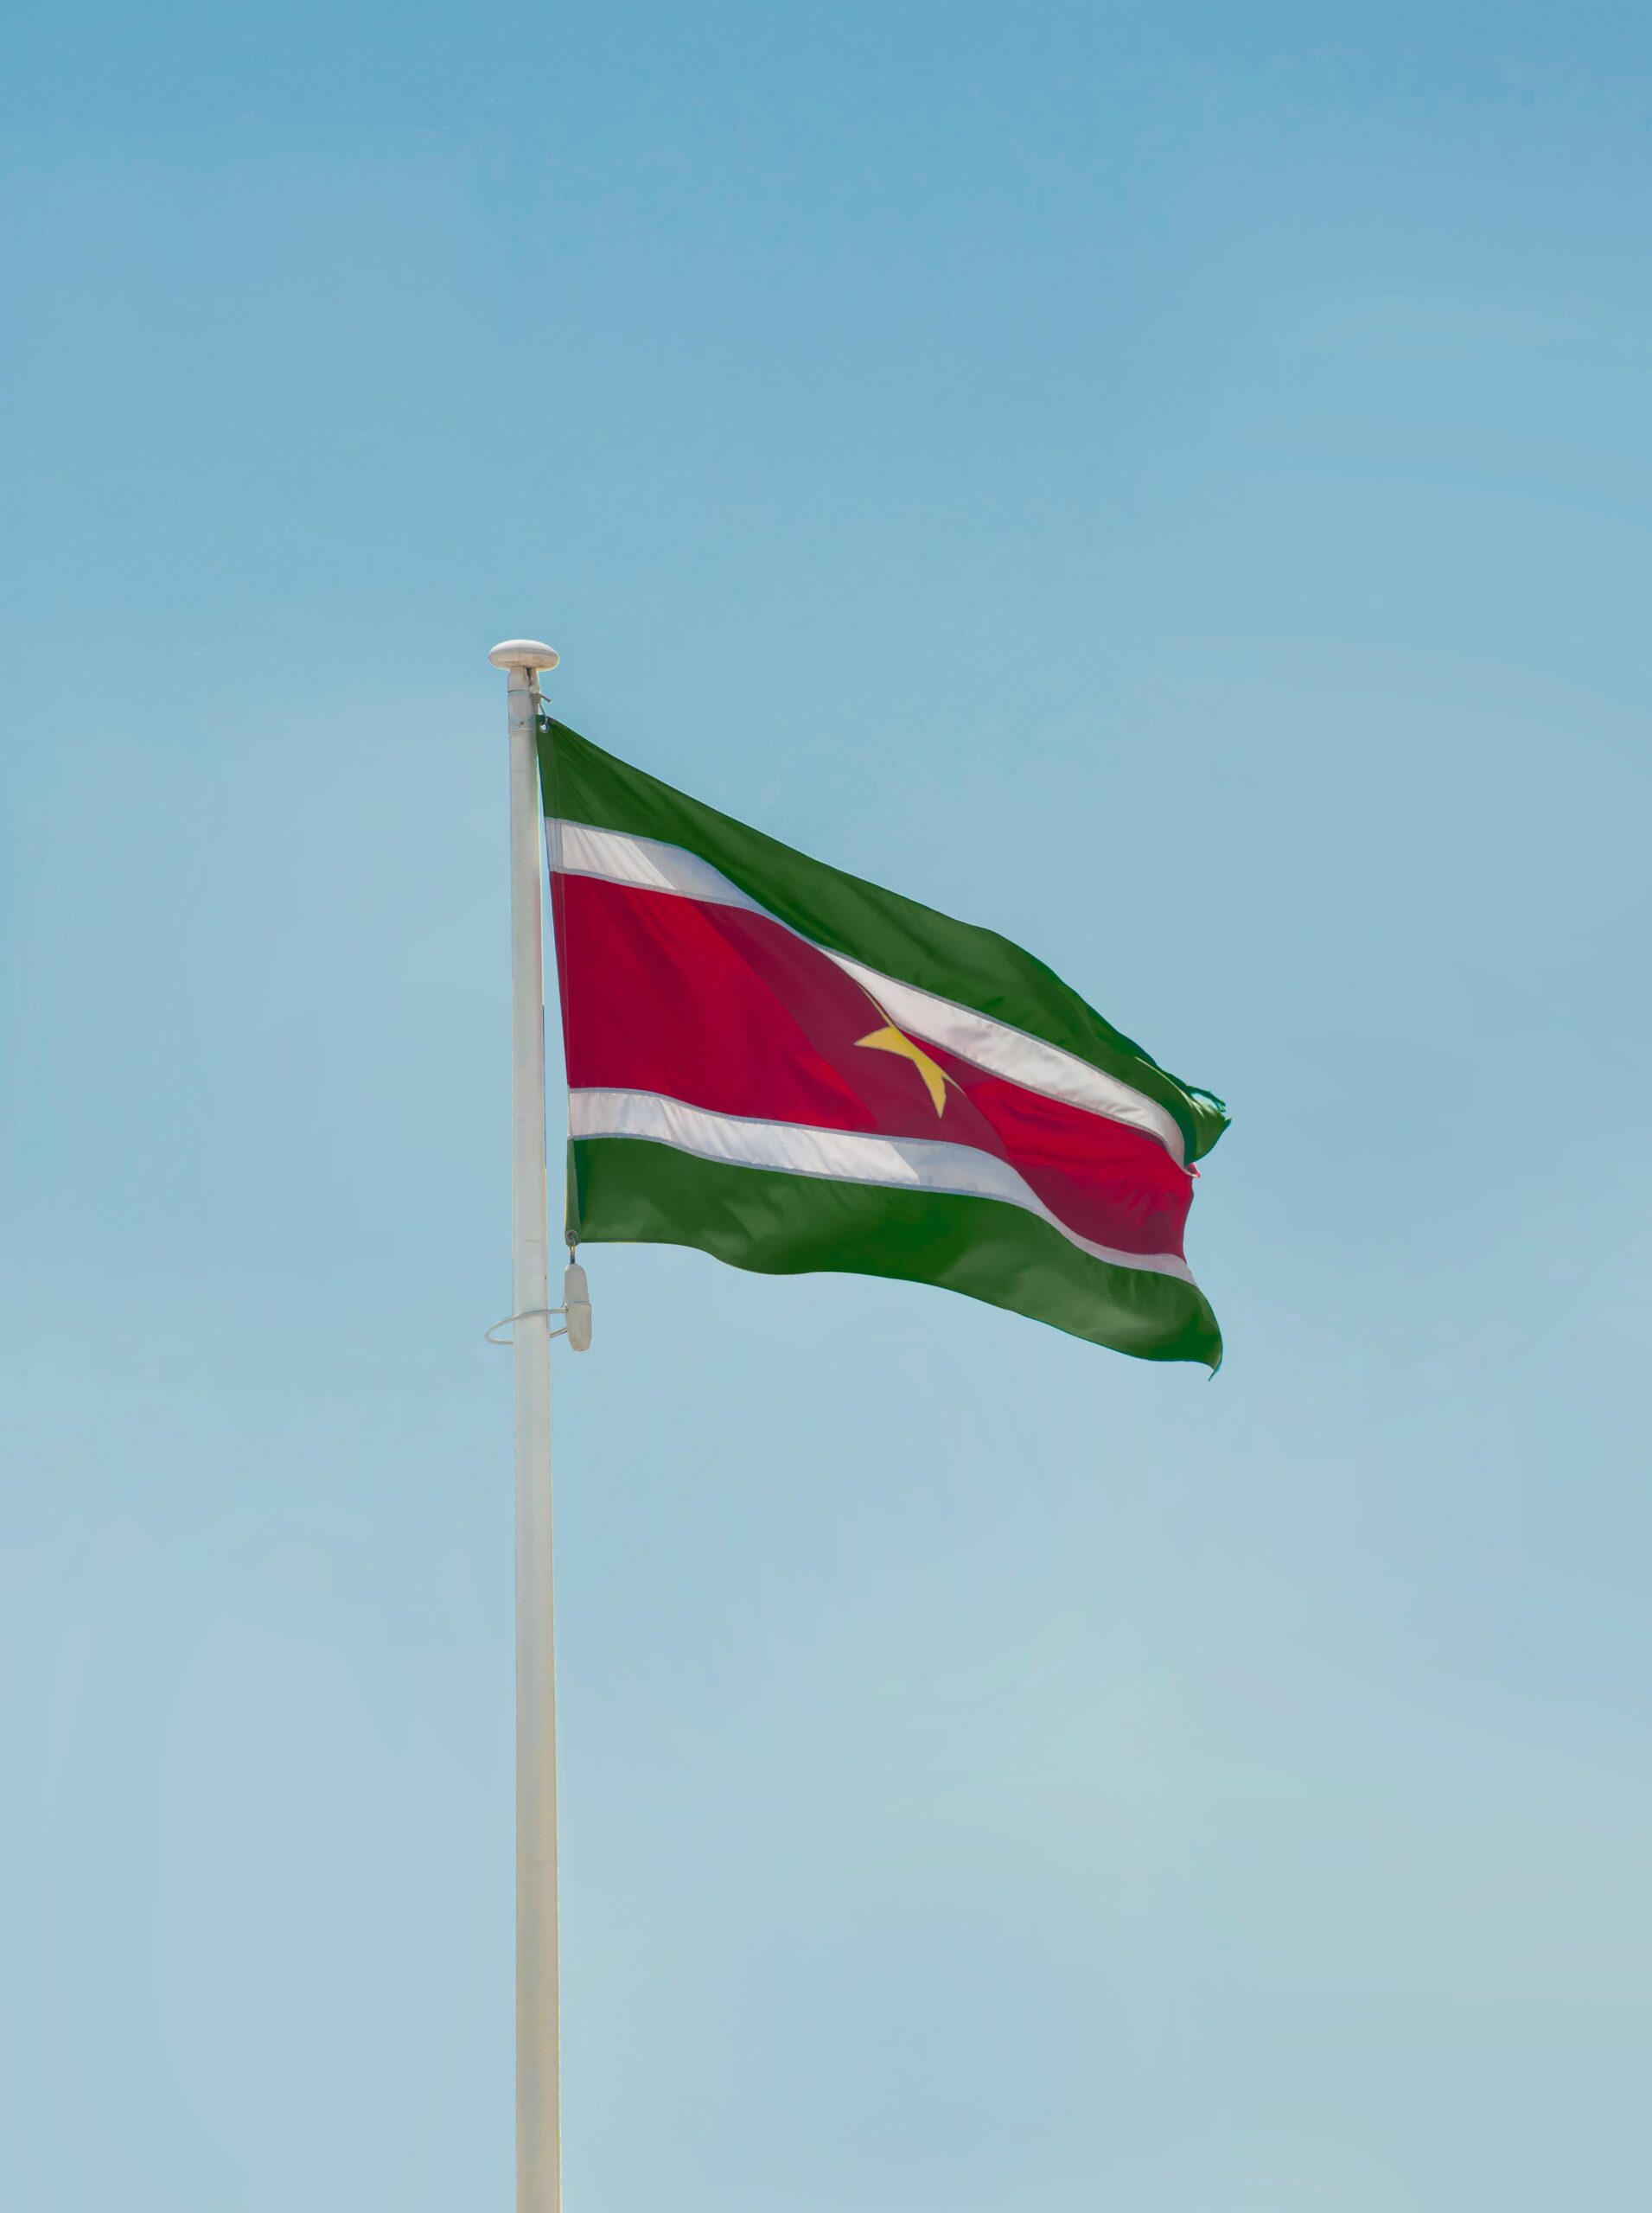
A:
[{"left": 541, "top": 719, "right": 1228, "bottom": 1367}]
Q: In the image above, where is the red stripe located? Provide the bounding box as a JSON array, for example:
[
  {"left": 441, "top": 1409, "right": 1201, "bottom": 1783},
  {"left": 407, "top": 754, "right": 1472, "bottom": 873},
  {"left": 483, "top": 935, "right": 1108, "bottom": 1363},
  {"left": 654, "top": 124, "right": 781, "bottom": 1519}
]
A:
[{"left": 554, "top": 876, "right": 1191, "bottom": 1258}]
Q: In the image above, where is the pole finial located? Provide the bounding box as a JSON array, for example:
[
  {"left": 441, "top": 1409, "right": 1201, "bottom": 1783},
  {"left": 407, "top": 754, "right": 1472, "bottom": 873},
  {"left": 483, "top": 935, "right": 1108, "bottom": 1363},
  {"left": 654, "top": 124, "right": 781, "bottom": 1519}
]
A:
[{"left": 489, "top": 638, "right": 559, "bottom": 671}]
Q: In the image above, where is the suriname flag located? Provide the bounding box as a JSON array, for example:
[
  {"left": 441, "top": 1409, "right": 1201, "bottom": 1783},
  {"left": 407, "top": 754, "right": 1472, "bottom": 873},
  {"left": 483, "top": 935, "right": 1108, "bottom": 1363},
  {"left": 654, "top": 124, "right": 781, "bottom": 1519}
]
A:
[{"left": 541, "top": 718, "right": 1228, "bottom": 1368}]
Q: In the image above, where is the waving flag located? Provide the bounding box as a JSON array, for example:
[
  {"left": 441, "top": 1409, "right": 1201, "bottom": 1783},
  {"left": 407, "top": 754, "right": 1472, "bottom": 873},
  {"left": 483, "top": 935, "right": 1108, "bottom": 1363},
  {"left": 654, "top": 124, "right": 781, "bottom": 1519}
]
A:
[{"left": 542, "top": 719, "right": 1227, "bottom": 1366}]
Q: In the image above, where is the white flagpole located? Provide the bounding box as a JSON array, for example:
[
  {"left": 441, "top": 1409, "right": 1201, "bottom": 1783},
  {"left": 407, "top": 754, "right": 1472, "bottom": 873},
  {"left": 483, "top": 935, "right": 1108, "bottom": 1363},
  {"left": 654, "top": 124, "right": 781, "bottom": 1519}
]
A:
[{"left": 490, "top": 636, "right": 562, "bottom": 2213}]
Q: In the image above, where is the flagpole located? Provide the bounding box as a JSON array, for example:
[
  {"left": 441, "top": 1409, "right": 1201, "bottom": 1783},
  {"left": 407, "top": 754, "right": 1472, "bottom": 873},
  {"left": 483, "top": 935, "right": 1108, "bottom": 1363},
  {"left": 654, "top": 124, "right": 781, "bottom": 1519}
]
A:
[{"left": 491, "top": 636, "right": 562, "bottom": 2213}]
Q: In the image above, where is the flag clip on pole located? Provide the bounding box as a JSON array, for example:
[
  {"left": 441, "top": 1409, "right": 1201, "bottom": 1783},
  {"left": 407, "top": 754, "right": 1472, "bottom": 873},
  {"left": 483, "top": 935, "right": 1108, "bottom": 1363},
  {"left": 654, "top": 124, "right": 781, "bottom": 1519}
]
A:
[{"left": 489, "top": 636, "right": 561, "bottom": 2213}]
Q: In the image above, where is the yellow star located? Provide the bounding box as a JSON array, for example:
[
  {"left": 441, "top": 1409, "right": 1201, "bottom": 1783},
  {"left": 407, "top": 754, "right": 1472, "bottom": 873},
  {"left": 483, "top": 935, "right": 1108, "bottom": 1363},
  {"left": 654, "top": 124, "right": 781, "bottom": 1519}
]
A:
[{"left": 854, "top": 1024, "right": 950, "bottom": 1116}]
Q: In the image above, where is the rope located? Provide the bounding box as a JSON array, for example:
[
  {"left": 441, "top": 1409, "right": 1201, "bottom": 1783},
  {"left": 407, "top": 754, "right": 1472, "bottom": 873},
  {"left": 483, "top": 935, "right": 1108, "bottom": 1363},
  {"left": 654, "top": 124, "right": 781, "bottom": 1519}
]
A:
[{"left": 485, "top": 1307, "right": 568, "bottom": 1347}]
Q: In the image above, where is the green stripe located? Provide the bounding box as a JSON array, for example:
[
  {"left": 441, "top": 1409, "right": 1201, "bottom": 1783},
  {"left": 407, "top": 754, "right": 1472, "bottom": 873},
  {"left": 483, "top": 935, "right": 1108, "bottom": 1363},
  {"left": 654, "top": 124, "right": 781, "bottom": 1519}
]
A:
[
  {"left": 568, "top": 1138, "right": 1222, "bottom": 1368},
  {"left": 541, "top": 718, "right": 1228, "bottom": 1164}
]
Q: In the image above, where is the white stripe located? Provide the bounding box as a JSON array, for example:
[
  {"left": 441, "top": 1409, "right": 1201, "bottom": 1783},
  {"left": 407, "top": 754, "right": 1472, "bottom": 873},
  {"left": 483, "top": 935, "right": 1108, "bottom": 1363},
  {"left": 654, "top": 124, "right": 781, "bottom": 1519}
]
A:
[
  {"left": 549, "top": 820, "right": 1190, "bottom": 1167},
  {"left": 569, "top": 1087, "right": 1196, "bottom": 1283},
  {"left": 553, "top": 820, "right": 769, "bottom": 913}
]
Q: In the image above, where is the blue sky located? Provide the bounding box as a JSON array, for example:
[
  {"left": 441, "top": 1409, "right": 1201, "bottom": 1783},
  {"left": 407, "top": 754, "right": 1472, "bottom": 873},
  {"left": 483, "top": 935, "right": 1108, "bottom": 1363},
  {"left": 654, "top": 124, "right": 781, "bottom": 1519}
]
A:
[{"left": 4, "top": 3, "right": 1650, "bottom": 2206}]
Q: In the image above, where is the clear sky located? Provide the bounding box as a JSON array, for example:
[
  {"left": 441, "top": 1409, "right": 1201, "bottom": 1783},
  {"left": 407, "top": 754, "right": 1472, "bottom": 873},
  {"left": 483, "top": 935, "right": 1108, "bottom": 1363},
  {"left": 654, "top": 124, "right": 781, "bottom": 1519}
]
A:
[{"left": 4, "top": 3, "right": 1650, "bottom": 2207}]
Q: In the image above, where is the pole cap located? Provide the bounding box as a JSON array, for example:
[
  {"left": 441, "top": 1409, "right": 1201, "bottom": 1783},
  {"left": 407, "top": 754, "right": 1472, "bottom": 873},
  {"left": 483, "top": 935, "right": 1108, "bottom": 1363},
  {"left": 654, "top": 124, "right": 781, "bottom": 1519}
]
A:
[{"left": 488, "top": 639, "right": 559, "bottom": 671}]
